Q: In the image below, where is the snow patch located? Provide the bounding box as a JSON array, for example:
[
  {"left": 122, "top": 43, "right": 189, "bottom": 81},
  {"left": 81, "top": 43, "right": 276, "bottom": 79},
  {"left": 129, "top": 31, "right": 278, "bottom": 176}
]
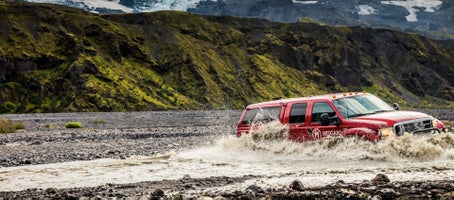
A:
[
  {"left": 293, "top": 0, "right": 318, "bottom": 4},
  {"left": 382, "top": 0, "right": 443, "bottom": 22},
  {"left": 27, "top": 0, "right": 220, "bottom": 13},
  {"left": 358, "top": 5, "right": 377, "bottom": 15},
  {"left": 28, "top": 0, "right": 133, "bottom": 13},
  {"left": 138, "top": 0, "right": 217, "bottom": 12}
]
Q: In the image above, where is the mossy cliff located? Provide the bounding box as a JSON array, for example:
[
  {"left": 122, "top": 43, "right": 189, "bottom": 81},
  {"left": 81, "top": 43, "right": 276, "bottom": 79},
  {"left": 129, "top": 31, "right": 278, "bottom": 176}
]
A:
[{"left": 0, "top": 2, "right": 453, "bottom": 113}]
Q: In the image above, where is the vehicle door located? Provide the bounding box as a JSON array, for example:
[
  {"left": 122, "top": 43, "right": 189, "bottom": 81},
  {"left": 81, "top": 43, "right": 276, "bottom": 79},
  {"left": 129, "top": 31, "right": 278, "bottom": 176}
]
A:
[
  {"left": 286, "top": 102, "right": 309, "bottom": 142},
  {"left": 308, "top": 101, "right": 342, "bottom": 140}
]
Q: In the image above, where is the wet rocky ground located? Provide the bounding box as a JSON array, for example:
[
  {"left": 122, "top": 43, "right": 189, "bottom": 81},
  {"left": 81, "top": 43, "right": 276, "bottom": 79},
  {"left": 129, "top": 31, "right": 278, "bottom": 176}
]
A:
[
  {"left": 0, "top": 111, "right": 240, "bottom": 167},
  {"left": 0, "top": 109, "right": 453, "bottom": 199},
  {"left": 1, "top": 175, "right": 454, "bottom": 199}
]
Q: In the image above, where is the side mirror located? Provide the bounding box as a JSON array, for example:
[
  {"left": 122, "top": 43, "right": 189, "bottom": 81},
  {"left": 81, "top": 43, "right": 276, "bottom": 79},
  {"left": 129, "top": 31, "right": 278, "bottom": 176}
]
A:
[
  {"left": 320, "top": 113, "right": 340, "bottom": 126},
  {"left": 393, "top": 103, "right": 400, "bottom": 110}
]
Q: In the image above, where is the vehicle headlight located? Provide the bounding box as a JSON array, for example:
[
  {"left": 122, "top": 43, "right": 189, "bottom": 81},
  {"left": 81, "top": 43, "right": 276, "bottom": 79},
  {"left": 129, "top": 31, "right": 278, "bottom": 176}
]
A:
[
  {"left": 379, "top": 127, "right": 395, "bottom": 139},
  {"left": 433, "top": 119, "right": 447, "bottom": 133},
  {"left": 432, "top": 119, "right": 446, "bottom": 129}
]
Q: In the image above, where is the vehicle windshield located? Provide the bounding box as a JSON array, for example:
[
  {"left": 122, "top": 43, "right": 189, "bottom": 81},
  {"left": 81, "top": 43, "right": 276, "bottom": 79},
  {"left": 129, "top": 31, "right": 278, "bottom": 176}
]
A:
[{"left": 332, "top": 94, "right": 394, "bottom": 119}]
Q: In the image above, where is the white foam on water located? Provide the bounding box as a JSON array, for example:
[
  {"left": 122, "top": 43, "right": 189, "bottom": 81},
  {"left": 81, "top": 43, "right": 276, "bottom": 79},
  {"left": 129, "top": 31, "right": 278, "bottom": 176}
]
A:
[{"left": 0, "top": 122, "right": 453, "bottom": 192}]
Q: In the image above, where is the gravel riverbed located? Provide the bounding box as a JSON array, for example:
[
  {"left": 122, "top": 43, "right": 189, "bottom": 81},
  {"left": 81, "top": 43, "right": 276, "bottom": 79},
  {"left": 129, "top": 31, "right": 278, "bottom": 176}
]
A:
[{"left": 0, "top": 109, "right": 453, "bottom": 199}]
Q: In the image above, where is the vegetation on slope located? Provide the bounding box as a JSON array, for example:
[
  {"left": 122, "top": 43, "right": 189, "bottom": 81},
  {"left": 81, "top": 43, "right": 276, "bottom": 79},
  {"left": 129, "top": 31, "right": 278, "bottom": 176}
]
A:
[{"left": 0, "top": 2, "right": 453, "bottom": 113}]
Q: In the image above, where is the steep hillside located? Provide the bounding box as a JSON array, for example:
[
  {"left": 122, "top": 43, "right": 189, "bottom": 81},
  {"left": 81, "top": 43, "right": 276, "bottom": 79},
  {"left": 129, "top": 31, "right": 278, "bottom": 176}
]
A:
[{"left": 0, "top": 2, "right": 453, "bottom": 113}]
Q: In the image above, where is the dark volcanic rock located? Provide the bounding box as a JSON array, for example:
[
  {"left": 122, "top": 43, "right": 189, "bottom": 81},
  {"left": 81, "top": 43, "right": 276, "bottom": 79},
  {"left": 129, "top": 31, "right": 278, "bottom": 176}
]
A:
[
  {"left": 371, "top": 174, "right": 391, "bottom": 184},
  {"left": 289, "top": 179, "right": 304, "bottom": 191}
]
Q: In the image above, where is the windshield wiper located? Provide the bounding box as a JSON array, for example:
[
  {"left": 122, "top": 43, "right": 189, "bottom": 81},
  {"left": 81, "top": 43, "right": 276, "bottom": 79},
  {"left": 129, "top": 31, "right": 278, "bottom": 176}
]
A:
[
  {"left": 347, "top": 113, "right": 369, "bottom": 118},
  {"left": 347, "top": 110, "right": 390, "bottom": 118},
  {"left": 371, "top": 110, "right": 393, "bottom": 114}
]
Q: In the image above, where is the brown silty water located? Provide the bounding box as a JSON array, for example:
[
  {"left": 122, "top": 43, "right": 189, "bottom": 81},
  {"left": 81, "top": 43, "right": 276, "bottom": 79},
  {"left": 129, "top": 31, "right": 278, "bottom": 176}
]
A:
[{"left": 0, "top": 121, "right": 452, "bottom": 192}]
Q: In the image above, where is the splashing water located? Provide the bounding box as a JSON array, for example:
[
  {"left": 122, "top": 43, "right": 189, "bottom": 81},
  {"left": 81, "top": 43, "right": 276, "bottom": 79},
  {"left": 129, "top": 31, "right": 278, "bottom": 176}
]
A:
[
  {"left": 0, "top": 122, "right": 453, "bottom": 192},
  {"left": 226, "top": 121, "right": 454, "bottom": 161}
]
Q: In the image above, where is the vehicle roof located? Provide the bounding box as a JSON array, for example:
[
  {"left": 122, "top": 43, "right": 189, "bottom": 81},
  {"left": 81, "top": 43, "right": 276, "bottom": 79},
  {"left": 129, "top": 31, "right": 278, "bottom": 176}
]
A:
[{"left": 246, "top": 92, "right": 370, "bottom": 109}]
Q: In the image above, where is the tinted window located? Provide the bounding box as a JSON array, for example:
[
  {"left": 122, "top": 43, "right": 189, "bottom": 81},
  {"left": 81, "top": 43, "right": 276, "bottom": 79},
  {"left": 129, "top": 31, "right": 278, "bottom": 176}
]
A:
[
  {"left": 289, "top": 103, "right": 307, "bottom": 124},
  {"left": 254, "top": 107, "right": 281, "bottom": 123},
  {"left": 241, "top": 106, "right": 282, "bottom": 124},
  {"left": 311, "top": 102, "right": 335, "bottom": 123},
  {"left": 241, "top": 109, "right": 258, "bottom": 124}
]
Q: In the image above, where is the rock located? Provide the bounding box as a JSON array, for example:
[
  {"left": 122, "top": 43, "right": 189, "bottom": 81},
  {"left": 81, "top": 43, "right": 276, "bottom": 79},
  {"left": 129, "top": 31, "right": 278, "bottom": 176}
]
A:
[
  {"left": 371, "top": 195, "right": 382, "bottom": 200},
  {"left": 196, "top": 196, "right": 213, "bottom": 200},
  {"left": 20, "top": 159, "right": 32, "bottom": 165},
  {"left": 30, "top": 140, "right": 42, "bottom": 145},
  {"left": 150, "top": 188, "right": 165, "bottom": 199},
  {"left": 171, "top": 194, "right": 184, "bottom": 200},
  {"left": 336, "top": 179, "right": 345, "bottom": 185},
  {"left": 371, "top": 174, "right": 390, "bottom": 184},
  {"left": 182, "top": 174, "right": 191, "bottom": 180},
  {"left": 246, "top": 185, "right": 264, "bottom": 194},
  {"left": 44, "top": 188, "right": 57, "bottom": 195},
  {"left": 289, "top": 179, "right": 304, "bottom": 191},
  {"left": 213, "top": 195, "right": 227, "bottom": 200},
  {"left": 379, "top": 188, "right": 397, "bottom": 199},
  {"left": 340, "top": 188, "right": 356, "bottom": 195}
]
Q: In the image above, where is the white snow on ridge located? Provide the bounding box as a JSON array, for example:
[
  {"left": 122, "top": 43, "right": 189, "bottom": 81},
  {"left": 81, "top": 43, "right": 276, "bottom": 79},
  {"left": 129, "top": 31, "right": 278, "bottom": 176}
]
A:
[
  {"left": 25, "top": 0, "right": 445, "bottom": 21},
  {"left": 358, "top": 5, "right": 377, "bottom": 15},
  {"left": 292, "top": 0, "right": 318, "bottom": 4},
  {"left": 382, "top": 0, "right": 443, "bottom": 22},
  {"left": 138, "top": 0, "right": 217, "bottom": 12},
  {"left": 28, "top": 0, "right": 133, "bottom": 13},
  {"left": 83, "top": 0, "right": 133, "bottom": 13}
]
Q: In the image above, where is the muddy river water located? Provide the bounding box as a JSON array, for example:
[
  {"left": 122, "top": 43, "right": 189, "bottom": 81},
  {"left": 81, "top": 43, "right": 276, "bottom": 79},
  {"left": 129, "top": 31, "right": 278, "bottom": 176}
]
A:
[{"left": 1, "top": 120, "right": 453, "bottom": 194}]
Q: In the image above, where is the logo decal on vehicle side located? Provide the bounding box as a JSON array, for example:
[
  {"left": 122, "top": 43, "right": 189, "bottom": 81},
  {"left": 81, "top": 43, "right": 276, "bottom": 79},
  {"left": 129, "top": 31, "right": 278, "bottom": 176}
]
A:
[{"left": 312, "top": 128, "right": 322, "bottom": 139}]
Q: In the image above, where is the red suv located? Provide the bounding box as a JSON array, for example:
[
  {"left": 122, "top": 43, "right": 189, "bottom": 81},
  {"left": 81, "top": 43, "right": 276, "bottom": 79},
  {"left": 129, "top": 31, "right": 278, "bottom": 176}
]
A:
[{"left": 236, "top": 92, "right": 446, "bottom": 141}]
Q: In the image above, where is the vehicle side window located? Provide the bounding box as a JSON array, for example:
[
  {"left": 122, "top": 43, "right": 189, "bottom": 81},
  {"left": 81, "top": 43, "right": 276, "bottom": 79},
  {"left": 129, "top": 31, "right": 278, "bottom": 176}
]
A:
[
  {"left": 311, "top": 102, "right": 335, "bottom": 123},
  {"left": 254, "top": 107, "right": 281, "bottom": 123},
  {"left": 241, "top": 109, "right": 258, "bottom": 124},
  {"left": 241, "top": 106, "right": 282, "bottom": 124},
  {"left": 289, "top": 103, "right": 307, "bottom": 124}
]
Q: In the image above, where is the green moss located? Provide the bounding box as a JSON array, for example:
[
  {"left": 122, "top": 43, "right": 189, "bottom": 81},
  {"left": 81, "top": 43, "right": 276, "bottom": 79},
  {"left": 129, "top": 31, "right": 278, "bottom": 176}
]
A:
[
  {"left": 93, "top": 118, "right": 106, "bottom": 124},
  {"left": 0, "top": 118, "right": 25, "bottom": 133},
  {"left": 44, "top": 123, "right": 59, "bottom": 129},
  {"left": 0, "top": 101, "right": 16, "bottom": 113},
  {"left": 65, "top": 121, "right": 82, "bottom": 128}
]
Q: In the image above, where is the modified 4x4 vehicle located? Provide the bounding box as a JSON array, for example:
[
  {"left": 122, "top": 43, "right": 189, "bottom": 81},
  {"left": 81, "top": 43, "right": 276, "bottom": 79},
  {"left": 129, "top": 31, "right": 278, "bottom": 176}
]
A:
[{"left": 236, "top": 92, "right": 446, "bottom": 141}]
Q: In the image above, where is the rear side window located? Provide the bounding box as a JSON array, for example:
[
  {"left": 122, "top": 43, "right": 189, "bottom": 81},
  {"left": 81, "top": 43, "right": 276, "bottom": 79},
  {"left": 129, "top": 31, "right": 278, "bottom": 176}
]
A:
[
  {"left": 241, "top": 106, "right": 281, "bottom": 124},
  {"left": 289, "top": 103, "right": 307, "bottom": 124},
  {"left": 241, "top": 109, "right": 258, "bottom": 124}
]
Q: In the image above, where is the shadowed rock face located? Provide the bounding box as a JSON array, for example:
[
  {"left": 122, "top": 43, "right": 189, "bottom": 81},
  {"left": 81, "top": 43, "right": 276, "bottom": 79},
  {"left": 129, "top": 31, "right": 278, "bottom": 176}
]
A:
[{"left": 0, "top": 1, "right": 453, "bottom": 113}]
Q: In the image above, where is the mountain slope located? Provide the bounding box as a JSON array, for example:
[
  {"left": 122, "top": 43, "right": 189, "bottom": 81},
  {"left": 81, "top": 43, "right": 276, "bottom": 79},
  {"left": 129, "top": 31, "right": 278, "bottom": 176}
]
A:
[
  {"left": 25, "top": 0, "right": 454, "bottom": 39},
  {"left": 0, "top": 2, "right": 453, "bottom": 113}
]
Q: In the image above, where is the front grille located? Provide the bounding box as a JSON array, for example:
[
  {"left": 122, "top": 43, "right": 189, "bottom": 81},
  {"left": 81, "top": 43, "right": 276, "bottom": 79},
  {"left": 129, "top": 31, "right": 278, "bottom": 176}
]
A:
[{"left": 394, "top": 118, "right": 433, "bottom": 136}]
